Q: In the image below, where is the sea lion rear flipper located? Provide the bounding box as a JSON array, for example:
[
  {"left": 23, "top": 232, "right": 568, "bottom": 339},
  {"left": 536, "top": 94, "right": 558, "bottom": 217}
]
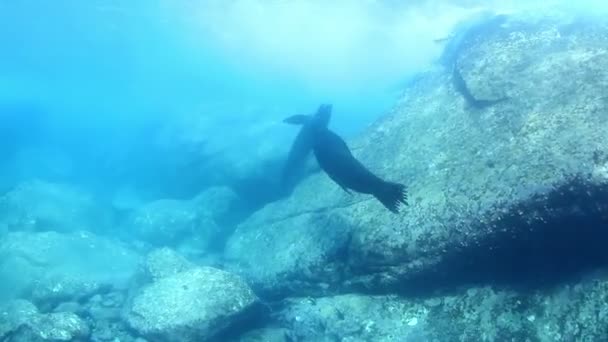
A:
[
  {"left": 374, "top": 181, "right": 408, "bottom": 213},
  {"left": 283, "top": 115, "right": 311, "bottom": 125}
]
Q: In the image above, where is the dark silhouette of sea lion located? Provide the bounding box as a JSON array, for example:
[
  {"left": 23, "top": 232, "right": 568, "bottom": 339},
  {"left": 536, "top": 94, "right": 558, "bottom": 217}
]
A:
[
  {"left": 283, "top": 105, "right": 408, "bottom": 213},
  {"left": 280, "top": 104, "right": 332, "bottom": 190},
  {"left": 312, "top": 127, "right": 408, "bottom": 213}
]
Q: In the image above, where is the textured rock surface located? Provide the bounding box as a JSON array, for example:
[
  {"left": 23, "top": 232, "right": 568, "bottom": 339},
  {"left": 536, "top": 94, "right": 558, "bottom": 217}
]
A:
[
  {"left": 0, "top": 231, "right": 140, "bottom": 303},
  {"left": 126, "top": 199, "right": 205, "bottom": 246},
  {"left": 0, "top": 180, "right": 112, "bottom": 233},
  {"left": 226, "top": 212, "right": 352, "bottom": 298},
  {"left": 0, "top": 300, "right": 39, "bottom": 339},
  {"left": 276, "top": 275, "right": 608, "bottom": 341},
  {"left": 125, "top": 267, "right": 260, "bottom": 342},
  {"left": 226, "top": 12, "right": 608, "bottom": 298},
  {"left": 31, "top": 273, "right": 106, "bottom": 312},
  {"left": 140, "top": 248, "right": 195, "bottom": 282},
  {"left": 0, "top": 300, "right": 90, "bottom": 341},
  {"left": 236, "top": 328, "right": 291, "bottom": 342},
  {"left": 191, "top": 186, "right": 239, "bottom": 224},
  {"left": 125, "top": 187, "right": 236, "bottom": 250}
]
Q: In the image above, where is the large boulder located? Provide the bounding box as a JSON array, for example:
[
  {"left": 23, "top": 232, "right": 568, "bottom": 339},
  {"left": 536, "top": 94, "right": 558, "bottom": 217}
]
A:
[
  {"left": 124, "top": 267, "right": 260, "bottom": 342},
  {"left": 225, "top": 12, "right": 608, "bottom": 297},
  {"left": 0, "top": 231, "right": 140, "bottom": 305},
  {"left": 0, "top": 180, "right": 112, "bottom": 233}
]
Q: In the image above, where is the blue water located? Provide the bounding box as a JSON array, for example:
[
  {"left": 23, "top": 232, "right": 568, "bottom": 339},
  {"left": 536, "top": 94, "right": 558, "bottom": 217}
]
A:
[
  {"left": 1, "top": 1, "right": 608, "bottom": 341},
  {"left": 0, "top": 0, "right": 457, "bottom": 199}
]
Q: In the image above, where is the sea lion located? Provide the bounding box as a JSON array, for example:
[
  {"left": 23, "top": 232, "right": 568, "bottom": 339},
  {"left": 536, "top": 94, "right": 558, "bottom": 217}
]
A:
[
  {"left": 452, "top": 63, "right": 508, "bottom": 109},
  {"left": 312, "top": 126, "right": 408, "bottom": 213},
  {"left": 280, "top": 104, "right": 332, "bottom": 190}
]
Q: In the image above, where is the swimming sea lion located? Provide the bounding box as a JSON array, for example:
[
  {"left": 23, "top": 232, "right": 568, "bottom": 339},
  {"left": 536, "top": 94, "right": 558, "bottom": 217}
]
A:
[
  {"left": 312, "top": 126, "right": 408, "bottom": 213},
  {"left": 280, "top": 104, "right": 332, "bottom": 190}
]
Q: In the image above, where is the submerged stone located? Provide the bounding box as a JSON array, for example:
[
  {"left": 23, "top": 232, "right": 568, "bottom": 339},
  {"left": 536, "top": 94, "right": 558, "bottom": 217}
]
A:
[
  {"left": 125, "top": 267, "right": 260, "bottom": 342},
  {"left": 0, "top": 180, "right": 112, "bottom": 233},
  {"left": 0, "top": 230, "right": 140, "bottom": 303},
  {"left": 0, "top": 300, "right": 89, "bottom": 341},
  {"left": 140, "top": 247, "right": 195, "bottom": 283}
]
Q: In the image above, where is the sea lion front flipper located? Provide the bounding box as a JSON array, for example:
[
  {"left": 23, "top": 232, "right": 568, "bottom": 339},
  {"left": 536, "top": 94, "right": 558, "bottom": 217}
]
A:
[
  {"left": 339, "top": 184, "right": 352, "bottom": 195},
  {"left": 283, "top": 115, "right": 311, "bottom": 125},
  {"left": 326, "top": 174, "right": 352, "bottom": 195}
]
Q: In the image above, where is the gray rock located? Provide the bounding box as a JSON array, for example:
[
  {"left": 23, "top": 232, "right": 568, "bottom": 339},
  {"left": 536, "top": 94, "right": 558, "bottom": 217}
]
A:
[
  {"left": 191, "top": 186, "right": 239, "bottom": 223},
  {"left": 0, "top": 231, "right": 140, "bottom": 303},
  {"left": 236, "top": 327, "right": 290, "bottom": 342},
  {"left": 85, "top": 291, "right": 125, "bottom": 322},
  {"left": 0, "top": 300, "right": 39, "bottom": 339},
  {"left": 225, "top": 211, "right": 351, "bottom": 298},
  {"left": 0, "top": 180, "right": 112, "bottom": 233},
  {"left": 125, "top": 267, "right": 259, "bottom": 342},
  {"left": 31, "top": 273, "right": 106, "bottom": 312},
  {"left": 126, "top": 199, "right": 200, "bottom": 246},
  {"left": 53, "top": 302, "right": 84, "bottom": 315},
  {"left": 141, "top": 248, "right": 194, "bottom": 282},
  {"left": 89, "top": 319, "right": 137, "bottom": 342},
  {"left": 0, "top": 300, "right": 89, "bottom": 341},
  {"left": 126, "top": 199, "right": 220, "bottom": 249},
  {"left": 277, "top": 277, "right": 608, "bottom": 341},
  {"left": 226, "top": 12, "right": 608, "bottom": 297},
  {"left": 26, "top": 312, "right": 90, "bottom": 341}
]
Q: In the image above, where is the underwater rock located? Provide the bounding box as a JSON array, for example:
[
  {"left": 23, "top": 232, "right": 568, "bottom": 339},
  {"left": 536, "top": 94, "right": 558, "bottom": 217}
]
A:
[
  {"left": 0, "top": 300, "right": 39, "bottom": 339},
  {"left": 52, "top": 302, "right": 84, "bottom": 316},
  {"left": 126, "top": 198, "right": 223, "bottom": 251},
  {"left": 31, "top": 273, "right": 106, "bottom": 312},
  {"left": 225, "top": 12, "right": 608, "bottom": 298},
  {"left": 124, "top": 267, "right": 260, "bottom": 342},
  {"left": 126, "top": 199, "right": 202, "bottom": 247},
  {"left": 225, "top": 211, "right": 352, "bottom": 298},
  {"left": 0, "top": 230, "right": 140, "bottom": 303},
  {"left": 140, "top": 248, "right": 195, "bottom": 283},
  {"left": 278, "top": 294, "right": 425, "bottom": 341},
  {"left": 236, "top": 327, "right": 291, "bottom": 342},
  {"left": 274, "top": 277, "right": 608, "bottom": 341},
  {"left": 0, "top": 180, "right": 112, "bottom": 233},
  {"left": 25, "top": 312, "right": 90, "bottom": 341},
  {"left": 84, "top": 291, "right": 126, "bottom": 324},
  {"left": 89, "top": 319, "right": 138, "bottom": 342},
  {"left": 191, "top": 186, "right": 239, "bottom": 224},
  {"left": 0, "top": 300, "right": 89, "bottom": 341}
]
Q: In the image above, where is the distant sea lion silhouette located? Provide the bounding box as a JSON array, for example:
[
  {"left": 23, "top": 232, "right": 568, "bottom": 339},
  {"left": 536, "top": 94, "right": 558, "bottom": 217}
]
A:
[
  {"left": 284, "top": 105, "right": 408, "bottom": 213},
  {"left": 281, "top": 104, "right": 332, "bottom": 190},
  {"left": 452, "top": 63, "right": 508, "bottom": 109}
]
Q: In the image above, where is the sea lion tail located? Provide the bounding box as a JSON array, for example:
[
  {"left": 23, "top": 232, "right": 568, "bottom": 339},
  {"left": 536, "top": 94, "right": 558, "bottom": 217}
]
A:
[{"left": 374, "top": 181, "right": 408, "bottom": 213}]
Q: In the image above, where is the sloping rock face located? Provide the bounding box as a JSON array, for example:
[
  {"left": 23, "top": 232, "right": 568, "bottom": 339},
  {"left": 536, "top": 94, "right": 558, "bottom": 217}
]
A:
[{"left": 226, "top": 13, "right": 608, "bottom": 298}]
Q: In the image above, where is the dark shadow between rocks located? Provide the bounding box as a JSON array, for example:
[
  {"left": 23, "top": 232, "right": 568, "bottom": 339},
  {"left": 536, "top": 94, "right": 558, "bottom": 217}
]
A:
[
  {"left": 210, "top": 301, "right": 272, "bottom": 342},
  {"left": 396, "top": 175, "right": 608, "bottom": 297}
]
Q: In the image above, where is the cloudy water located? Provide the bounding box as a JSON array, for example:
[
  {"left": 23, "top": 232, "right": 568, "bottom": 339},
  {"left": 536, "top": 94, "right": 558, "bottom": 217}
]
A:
[{"left": 1, "top": 0, "right": 608, "bottom": 341}]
